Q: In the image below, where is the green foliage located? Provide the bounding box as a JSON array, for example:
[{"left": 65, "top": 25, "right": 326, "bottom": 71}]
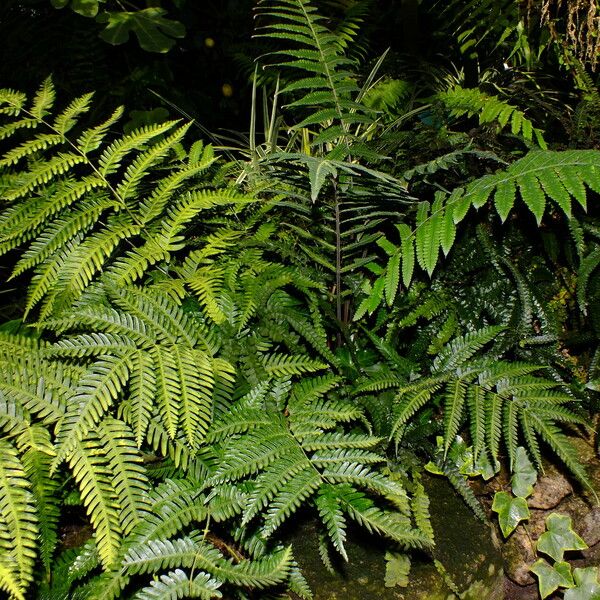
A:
[
  {"left": 438, "top": 85, "right": 546, "bottom": 148},
  {"left": 384, "top": 552, "right": 411, "bottom": 588},
  {"left": 51, "top": 1, "right": 186, "bottom": 53},
  {"left": 2, "top": 0, "right": 600, "bottom": 595},
  {"left": 531, "top": 560, "right": 575, "bottom": 599},
  {"left": 492, "top": 492, "right": 529, "bottom": 537},
  {"left": 537, "top": 514, "right": 588, "bottom": 563},
  {"left": 256, "top": 0, "right": 375, "bottom": 156},
  {"left": 530, "top": 515, "right": 598, "bottom": 599},
  {"left": 511, "top": 446, "right": 537, "bottom": 498},
  {"left": 359, "top": 148, "right": 600, "bottom": 314},
  {"left": 208, "top": 377, "right": 432, "bottom": 557},
  {"left": 564, "top": 568, "right": 600, "bottom": 600}
]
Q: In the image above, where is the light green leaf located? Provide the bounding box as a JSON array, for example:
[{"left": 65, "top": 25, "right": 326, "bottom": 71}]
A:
[
  {"left": 531, "top": 559, "right": 574, "bottom": 599},
  {"left": 511, "top": 446, "right": 537, "bottom": 498},
  {"left": 384, "top": 552, "right": 410, "bottom": 588},
  {"left": 537, "top": 513, "right": 588, "bottom": 562},
  {"left": 564, "top": 567, "right": 600, "bottom": 600},
  {"left": 491, "top": 491, "right": 529, "bottom": 537}
]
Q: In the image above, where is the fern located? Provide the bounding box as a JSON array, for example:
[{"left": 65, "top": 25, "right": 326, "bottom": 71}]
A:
[
  {"left": 44, "top": 285, "right": 235, "bottom": 451},
  {"left": 359, "top": 327, "right": 592, "bottom": 490},
  {"left": 0, "top": 79, "right": 250, "bottom": 315},
  {"left": 256, "top": 0, "right": 373, "bottom": 153},
  {"left": 0, "top": 440, "right": 39, "bottom": 600},
  {"left": 359, "top": 149, "right": 600, "bottom": 314},
  {"left": 208, "top": 378, "right": 432, "bottom": 557},
  {"left": 438, "top": 85, "right": 546, "bottom": 147}
]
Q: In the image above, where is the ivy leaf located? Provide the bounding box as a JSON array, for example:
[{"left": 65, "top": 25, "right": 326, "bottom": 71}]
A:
[
  {"left": 537, "top": 513, "right": 588, "bottom": 562},
  {"left": 531, "top": 559, "right": 574, "bottom": 599},
  {"left": 384, "top": 552, "right": 410, "bottom": 588},
  {"left": 97, "top": 8, "right": 185, "bottom": 53},
  {"left": 511, "top": 446, "right": 537, "bottom": 498},
  {"left": 564, "top": 567, "right": 600, "bottom": 600},
  {"left": 491, "top": 491, "right": 530, "bottom": 537}
]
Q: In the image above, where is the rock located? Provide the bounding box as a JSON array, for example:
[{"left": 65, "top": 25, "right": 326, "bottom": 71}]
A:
[
  {"left": 425, "top": 475, "right": 504, "bottom": 600},
  {"left": 579, "top": 507, "right": 600, "bottom": 547},
  {"left": 503, "top": 527, "right": 536, "bottom": 586},
  {"left": 528, "top": 466, "right": 572, "bottom": 509},
  {"left": 503, "top": 578, "right": 539, "bottom": 599}
]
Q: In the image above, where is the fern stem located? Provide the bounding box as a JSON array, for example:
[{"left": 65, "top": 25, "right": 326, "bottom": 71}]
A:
[{"left": 333, "top": 177, "right": 343, "bottom": 344}]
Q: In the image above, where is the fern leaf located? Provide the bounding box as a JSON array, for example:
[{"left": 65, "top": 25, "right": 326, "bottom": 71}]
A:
[
  {"left": 76, "top": 106, "right": 125, "bottom": 155},
  {"left": 115, "top": 122, "right": 191, "bottom": 202},
  {"left": 340, "top": 488, "right": 431, "bottom": 549},
  {"left": 99, "top": 418, "right": 151, "bottom": 535},
  {"left": 443, "top": 378, "right": 467, "bottom": 456},
  {"left": 390, "top": 385, "right": 439, "bottom": 444},
  {"left": 52, "top": 92, "right": 94, "bottom": 136},
  {"left": 433, "top": 326, "right": 503, "bottom": 372},
  {"left": 68, "top": 435, "right": 122, "bottom": 568},
  {"left": 262, "top": 469, "right": 322, "bottom": 537},
  {"left": 54, "top": 354, "right": 131, "bottom": 467},
  {"left": 411, "top": 474, "right": 434, "bottom": 544},
  {"left": 315, "top": 485, "right": 348, "bottom": 560},
  {"left": 0, "top": 440, "right": 39, "bottom": 594},
  {"left": 486, "top": 391, "right": 503, "bottom": 463},
  {"left": 467, "top": 385, "right": 486, "bottom": 460},
  {"left": 127, "top": 350, "right": 156, "bottom": 447},
  {"left": 132, "top": 569, "right": 222, "bottom": 599},
  {"left": 526, "top": 411, "right": 593, "bottom": 493},
  {"left": 10, "top": 197, "right": 116, "bottom": 278},
  {"left": 15, "top": 425, "right": 59, "bottom": 572},
  {"left": 577, "top": 247, "right": 600, "bottom": 314},
  {"left": 176, "top": 347, "right": 214, "bottom": 447},
  {"left": 30, "top": 77, "right": 55, "bottom": 120},
  {"left": 262, "top": 352, "right": 327, "bottom": 376},
  {"left": 98, "top": 120, "right": 180, "bottom": 177},
  {"left": 151, "top": 345, "right": 181, "bottom": 439}
]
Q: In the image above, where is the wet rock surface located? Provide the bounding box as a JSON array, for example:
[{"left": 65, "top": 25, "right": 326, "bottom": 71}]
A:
[
  {"left": 527, "top": 466, "right": 572, "bottom": 509},
  {"left": 290, "top": 475, "right": 503, "bottom": 599}
]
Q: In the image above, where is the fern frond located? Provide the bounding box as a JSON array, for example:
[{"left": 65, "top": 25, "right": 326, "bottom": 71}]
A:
[
  {"left": 68, "top": 435, "right": 122, "bottom": 569},
  {"left": 132, "top": 569, "right": 222, "bottom": 599},
  {"left": 315, "top": 485, "right": 348, "bottom": 560},
  {"left": 0, "top": 440, "right": 39, "bottom": 596},
  {"left": 443, "top": 378, "right": 467, "bottom": 456},
  {"left": 261, "top": 352, "right": 327, "bottom": 376},
  {"left": 340, "top": 488, "right": 431, "bottom": 549},
  {"left": 15, "top": 425, "right": 59, "bottom": 572},
  {"left": 99, "top": 418, "right": 151, "bottom": 534},
  {"left": 54, "top": 354, "right": 131, "bottom": 467},
  {"left": 97, "top": 120, "right": 180, "bottom": 177},
  {"left": 438, "top": 85, "right": 546, "bottom": 147}
]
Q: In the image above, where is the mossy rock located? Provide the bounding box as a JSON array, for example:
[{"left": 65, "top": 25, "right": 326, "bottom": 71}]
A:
[{"left": 290, "top": 475, "right": 503, "bottom": 599}]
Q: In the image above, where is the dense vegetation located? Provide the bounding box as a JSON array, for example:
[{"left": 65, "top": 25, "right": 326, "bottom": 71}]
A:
[{"left": 0, "top": 1, "right": 599, "bottom": 598}]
